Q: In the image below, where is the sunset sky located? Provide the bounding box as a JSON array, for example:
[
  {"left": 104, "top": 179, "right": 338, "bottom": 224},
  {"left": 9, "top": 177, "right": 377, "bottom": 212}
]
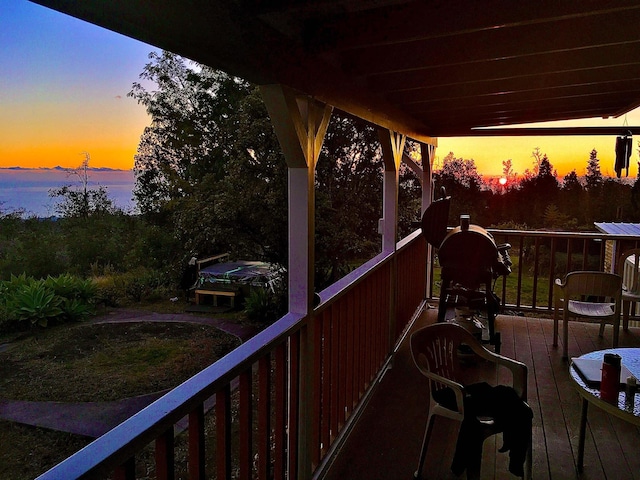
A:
[{"left": 3, "top": 1, "right": 640, "bottom": 178}]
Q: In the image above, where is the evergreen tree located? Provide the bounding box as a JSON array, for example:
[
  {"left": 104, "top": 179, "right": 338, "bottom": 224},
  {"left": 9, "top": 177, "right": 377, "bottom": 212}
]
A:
[
  {"left": 562, "top": 170, "right": 581, "bottom": 191},
  {"left": 631, "top": 162, "right": 640, "bottom": 217},
  {"left": 559, "top": 169, "right": 585, "bottom": 226},
  {"left": 516, "top": 152, "right": 559, "bottom": 227},
  {"left": 585, "top": 148, "right": 603, "bottom": 191}
]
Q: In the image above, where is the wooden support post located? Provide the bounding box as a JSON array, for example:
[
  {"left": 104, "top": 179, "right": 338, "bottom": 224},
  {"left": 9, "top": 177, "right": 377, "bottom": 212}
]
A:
[
  {"left": 421, "top": 143, "right": 435, "bottom": 299},
  {"left": 379, "top": 129, "right": 405, "bottom": 352},
  {"left": 260, "top": 84, "right": 332, "bottom": 480}
]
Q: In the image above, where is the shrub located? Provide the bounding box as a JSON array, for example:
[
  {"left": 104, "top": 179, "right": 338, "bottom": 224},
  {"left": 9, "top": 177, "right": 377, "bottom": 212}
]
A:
[
  {"left": 60, "top": 297, "right": 95, "bottom": 322},
  {"left": 244, "top": 287, "right": 287, "bottom": 324},
  {"left": 94, "top": 268, "right": 172, "bottom": 306},
  {"left": 0, "top": 273, "right": 97, "bottom": 330},
  {"left": 7, "top": 282, "right": 63, "bottom": 328},
  {"left": 0, "top": 274, "right": 32, "bottom": 332},
  {"left": 93, "top": 275, "right": 122, "bottom": 307},
  {"left": 44, "top": 274, "right": 98, "bottom": 302},
  {"left": 0, "top": 272, "right": 32, "bottom": 297}
]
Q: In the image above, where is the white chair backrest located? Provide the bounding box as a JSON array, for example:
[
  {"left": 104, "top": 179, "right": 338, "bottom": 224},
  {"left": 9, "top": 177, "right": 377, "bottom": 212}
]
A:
[{"left": 622, "top": 252, "right": 640, "bottom": 294}]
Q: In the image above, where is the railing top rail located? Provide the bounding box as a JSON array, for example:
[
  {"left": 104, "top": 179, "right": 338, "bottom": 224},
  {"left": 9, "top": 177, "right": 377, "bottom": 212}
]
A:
[
  {"left": 316, "top": 230, "right": 423, "bottom": 310},
  {"left": 317, "top": 251, "right": 392, "bottom": 308},
  {"left": 432, "top": 226, "right": 640, "bottom": 241},
  {"left": 484, "top": 228, "right": 639, "bottom": 241}
]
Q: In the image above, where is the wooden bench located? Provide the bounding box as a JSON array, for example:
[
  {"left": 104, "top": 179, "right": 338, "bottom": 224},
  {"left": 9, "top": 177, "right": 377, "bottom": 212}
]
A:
[{"left": 194, "top": 288, "right": 239, "bottom": 307}]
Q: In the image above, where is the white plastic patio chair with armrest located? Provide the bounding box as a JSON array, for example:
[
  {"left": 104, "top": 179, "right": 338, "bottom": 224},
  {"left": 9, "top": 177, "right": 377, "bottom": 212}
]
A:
[
  {"left": 410, "top": 323, "right": 531, "bottom": 480},
  {"left": 615, "top": 248, "right": 640, "bottom": 331},
  {"left": 553, "top": 271, "right": 622, "bottom": 359}
]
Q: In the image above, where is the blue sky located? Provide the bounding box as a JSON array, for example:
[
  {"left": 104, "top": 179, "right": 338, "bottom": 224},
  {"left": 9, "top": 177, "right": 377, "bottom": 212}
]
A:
[{"left": 1, "top": 1, "right": 157, "bottom": 169}]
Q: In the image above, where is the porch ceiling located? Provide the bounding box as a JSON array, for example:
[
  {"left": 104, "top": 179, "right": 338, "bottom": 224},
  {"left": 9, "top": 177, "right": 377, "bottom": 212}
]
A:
[{"left": 31, "top": 0, "right": 640, "bottom": 142}]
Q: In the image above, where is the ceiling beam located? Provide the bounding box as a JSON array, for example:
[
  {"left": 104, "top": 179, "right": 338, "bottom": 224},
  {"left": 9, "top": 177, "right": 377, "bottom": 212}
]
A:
[
  {"left": 344, "top": 19, "right": 640, "bottom": 77},
  {"left": 369, "top": 43, "right": 640, "bottom": 92},
  {"left": 306, "top": 1, "right": 640, "bottom": 53}
]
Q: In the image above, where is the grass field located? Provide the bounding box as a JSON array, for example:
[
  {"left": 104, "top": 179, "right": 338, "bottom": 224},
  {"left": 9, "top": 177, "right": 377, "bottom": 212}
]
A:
[
  {"left": 433, "top": 252, "right": 560, "bottom": 312},
  {"left": 0, "top": 319, "right": 240, "bottom": 480}
]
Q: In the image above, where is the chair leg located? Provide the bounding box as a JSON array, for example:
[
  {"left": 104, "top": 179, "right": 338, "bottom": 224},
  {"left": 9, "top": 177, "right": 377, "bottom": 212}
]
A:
[
  {"left": 598, "top": 320, "right": 605, "bottom": 338},
  {"left": 613, "top": 315, "right": 620, "bottom": 347},
  {"left": 623, "top": 300, "right": 630, "bottom": 331},
  {"left": 562, "top": 311, "right": 569, "bottom": 359},
  {"left": 524, "top": 427, "right": 533, "bottom": 480},
  {"left": 437, "top": 282, "right": 448, "bottom": 323},
  {"left": 553, "top": 304, "right": 559, "bottom": 347},
  {"left": 414, "top": 413, "right": 436, "bottom": 480}
]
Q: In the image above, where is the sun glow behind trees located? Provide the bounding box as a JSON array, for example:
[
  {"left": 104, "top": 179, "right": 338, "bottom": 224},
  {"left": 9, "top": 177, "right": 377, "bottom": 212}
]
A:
[{"left": 437, "top": 117, "right": 640, "bottom": 179}]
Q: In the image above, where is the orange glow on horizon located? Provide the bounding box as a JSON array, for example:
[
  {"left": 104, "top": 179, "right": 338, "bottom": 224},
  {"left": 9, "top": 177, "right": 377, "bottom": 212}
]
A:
[
  {"left": 436, "top": 111, "right": 640, "bottom": 179},
  {"left": 0, "top": 98, "right": 149, "bottom": 170},
  {"left": 437, "top": 134, "right": 638, "bottom": 179},
  {"left": 3, "top": 87, "right": 640, "bottom": 174}
]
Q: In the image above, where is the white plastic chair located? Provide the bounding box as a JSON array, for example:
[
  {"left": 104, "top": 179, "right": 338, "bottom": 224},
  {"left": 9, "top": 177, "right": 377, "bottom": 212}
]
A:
[
  {"left": 553, "top": 271, "right": 622, "bottom": 359},
  {"left": 410, "top": 323, "right": 531, "bottom": 480},
  {"left": 616, "top": 248, "right": 640, "bottom": 331}
]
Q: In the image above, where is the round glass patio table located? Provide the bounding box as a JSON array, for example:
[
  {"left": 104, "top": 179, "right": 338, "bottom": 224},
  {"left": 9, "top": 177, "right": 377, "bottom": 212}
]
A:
[{"left": 569, "top": 348, "right": 640, "bottom": 472}]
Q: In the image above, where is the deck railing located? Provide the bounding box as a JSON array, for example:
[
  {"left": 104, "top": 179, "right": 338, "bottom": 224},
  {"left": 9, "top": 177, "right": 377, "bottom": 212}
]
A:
[
  {"left": 36, "top": 231, "right": 427, "bottom": 480},
  {"left": 32, "top": 228, "right": 640, "bottom": 479},
  {"left": 431, "top": 228, "right": 640, "bottom": 314}
]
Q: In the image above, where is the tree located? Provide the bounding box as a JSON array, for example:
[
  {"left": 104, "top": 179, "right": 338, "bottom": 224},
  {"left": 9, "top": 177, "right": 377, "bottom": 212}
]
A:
[
  {"left": 585, "top": 148, "right": 603, "bottom": 191},
  {"left": 559, "top": 169, "right": 585, "bottom": 226},
  {"left": 129, "top": 51, "right": 253, "bottom": 215},
  {"left": 314, "top": 115, "right": 384, "bottom": 287},
  {"left": 562, "top": 170, "right": 581, "bottom": 191},
  {"left": 200, "top": 88, "right": 289, "bottom": 266},
  {"left": 516, "top": 151, "right": 559, "bottom": 227},
  {"left": 543, "top": 204, "right": 575, "bottom": 230},
  {"left": 502, "top": 159, "right": 517, "bottom": 186},
  {"left": 582, "top": 148, "right": 611, "bottom": 224},
  {"left": 49, "top": 153, "right": 117, "bottom": 218},
  {"left": 129, "top": 51, "right": 288, "bottom": 268},
  {"left": 530, "top": 147, "right": 544, "bottom": 176},
  {"left": 436, "top": 152, "right": 483, "bottom": 190},
  {"left": 433, "top": 152, "right": 487, "bottom": 224},
  {"left": 129, "top": 51, "right": 393, "bottom": 285},
  {"left": 536, "top": 155, "right": 559, "bottom": 197}
]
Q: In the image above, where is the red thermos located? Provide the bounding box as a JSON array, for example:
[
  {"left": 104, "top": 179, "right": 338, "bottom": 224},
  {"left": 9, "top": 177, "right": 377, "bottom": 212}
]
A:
[{"left": 600, "top": 353, "right": 622, "bottom": 403}]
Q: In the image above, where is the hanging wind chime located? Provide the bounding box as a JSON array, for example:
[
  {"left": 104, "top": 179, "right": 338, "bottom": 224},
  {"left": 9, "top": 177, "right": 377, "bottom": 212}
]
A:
[{"left": 615, "top": 115, "right": 633, "bottom": 178}]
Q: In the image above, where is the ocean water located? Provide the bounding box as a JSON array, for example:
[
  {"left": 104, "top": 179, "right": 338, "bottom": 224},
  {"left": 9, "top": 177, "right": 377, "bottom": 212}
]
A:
[{"left": 0, "top": 168, "right": 136, "bottom": 217}]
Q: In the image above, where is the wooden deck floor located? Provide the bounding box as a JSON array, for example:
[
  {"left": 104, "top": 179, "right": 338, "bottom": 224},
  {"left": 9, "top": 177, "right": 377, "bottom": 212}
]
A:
[{"left": 321, "top": 308, "right": 640, "bottom": 480}]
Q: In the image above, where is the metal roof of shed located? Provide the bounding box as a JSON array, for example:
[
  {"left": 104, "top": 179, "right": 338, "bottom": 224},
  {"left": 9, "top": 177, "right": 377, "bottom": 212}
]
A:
[{"left": 595, "top": 222, "right": 640, "bottom": 236}]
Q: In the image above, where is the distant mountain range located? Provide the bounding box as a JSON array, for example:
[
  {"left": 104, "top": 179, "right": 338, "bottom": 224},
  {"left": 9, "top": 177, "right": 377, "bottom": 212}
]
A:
[
  {"left": 0, "top": 168, "right": 136, "bottom": 217},
  {"left": 3, "top": 166, "right": 132, "bottom": 172}
]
